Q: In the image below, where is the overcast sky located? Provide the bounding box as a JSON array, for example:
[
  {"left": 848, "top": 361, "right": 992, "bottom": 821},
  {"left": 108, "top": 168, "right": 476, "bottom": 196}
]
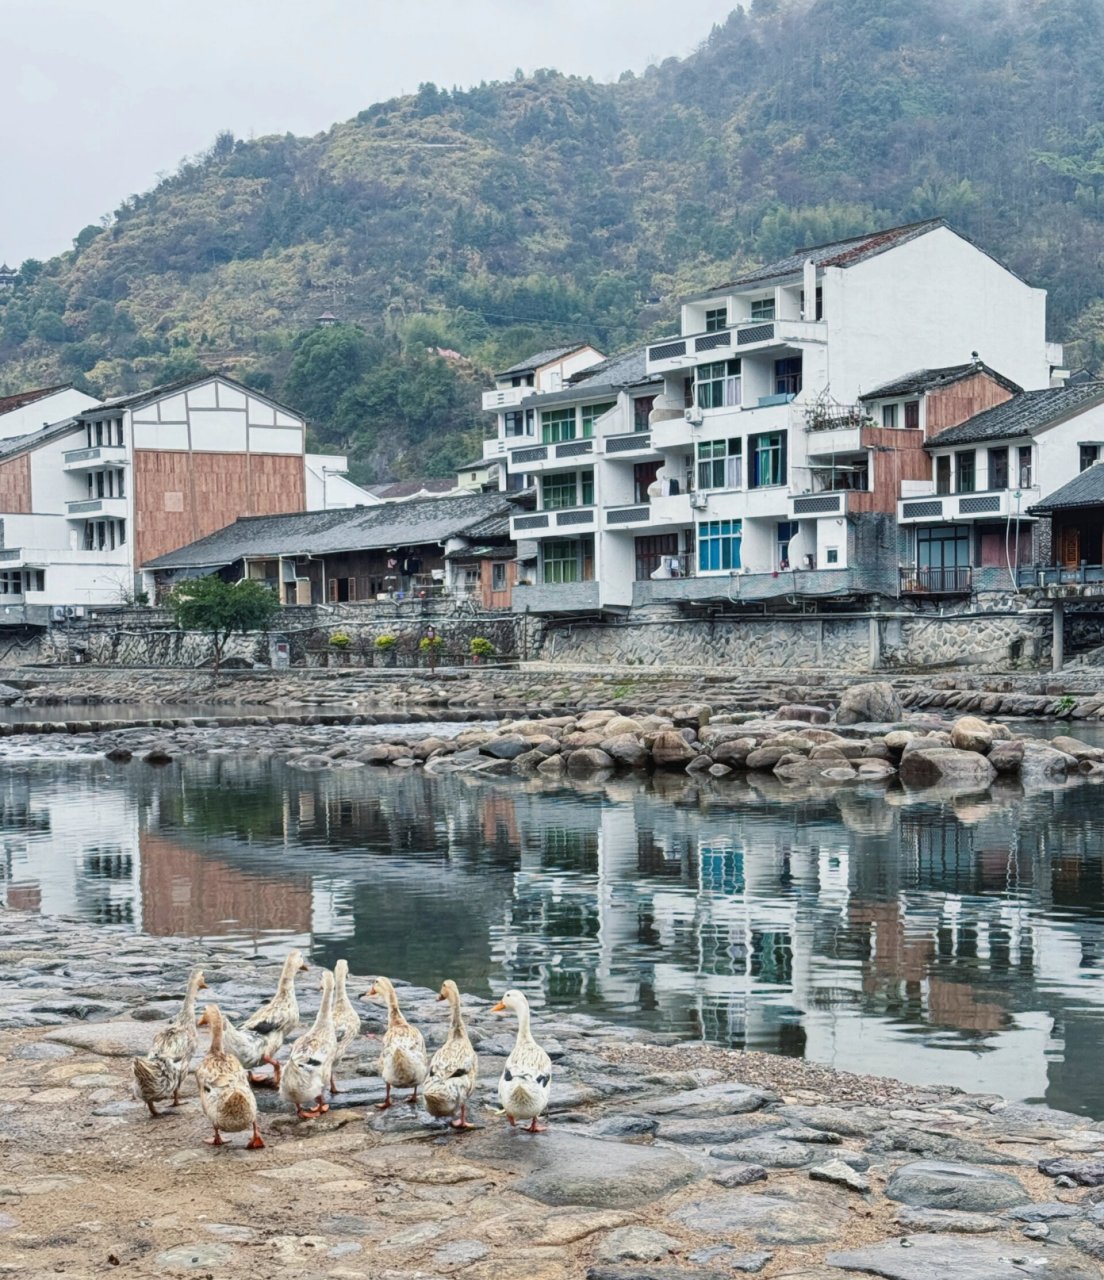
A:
[{"left": 2, "top": 0, "right": 738, "bottom": 264}]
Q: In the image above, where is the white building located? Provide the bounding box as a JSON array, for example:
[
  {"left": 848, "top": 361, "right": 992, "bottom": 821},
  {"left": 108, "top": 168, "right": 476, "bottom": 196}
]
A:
[
  {"left": 0, "top": 384, "right": 102, "bottom": 440},
  {"left": 304, "top": 453, "right": 376, "bottom": 510},
  {"left": 481, "top": 219, "right": 1062, "bottom": 614},
  {"left": 0, "top": 373, "right": 307, "bottom": 623}
]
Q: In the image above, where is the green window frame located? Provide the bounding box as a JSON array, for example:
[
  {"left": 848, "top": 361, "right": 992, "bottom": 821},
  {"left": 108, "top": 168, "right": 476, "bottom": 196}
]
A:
[
  {"left": 698, "top": 520, "right": 742, "bottom": 572},
  {"left": 580, "top": 468, "right": 594, "bottom": 506},
  {"left": 543, "top": 540, "right": 580, "bottom": 584},
  {"left": 704, "top": 306, "right": 728, "bottom": 333},
  {"left": 750, "top": 297, "right": 775, "bottom": 321},
  {"left": 580, "top": 402, "right": 615, "bottom": 438},
  {"left": 696, "top": 438, "right": 742, "bottom": 490},
  {"left": 749, "top": 431, "right": 786, "bottom": 488},
  {"left": 695, "top": 359, "right": 741, "bottom": 410},
  {"left": 542, "top": 472, "right": 579, "bottom": 510},
  {"left": 541, "top": 407, "right": 576, "bottom": 444}
]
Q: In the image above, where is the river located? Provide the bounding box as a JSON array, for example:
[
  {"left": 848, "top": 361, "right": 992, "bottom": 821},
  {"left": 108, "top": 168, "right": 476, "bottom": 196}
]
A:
[{"left": 3, "top": 740, "right": 1104, "bottom": 1115}]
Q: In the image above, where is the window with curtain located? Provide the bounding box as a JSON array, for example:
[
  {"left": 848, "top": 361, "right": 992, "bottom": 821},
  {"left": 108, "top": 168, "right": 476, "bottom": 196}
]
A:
[
  {"left": 882, "top": 403, "right": 898, "bottom": 429},
  {"left": 774, "top": 357, "right": 802, "bottom": 397},
  {"left": 1018, "top": 446, "right": 1033, "bottom": 486},
  {"left": 541, "top": 473, "right": 579, "bottom": 509},
  {"left": 695, "top": 359, "right": 742, "bottom": 410},
  {"left": 580, "top": 402, "right": 615, "bottom": 437},
  {"left": 698, "top": 520, "right": 742, "bottom": 572},
  {"left": 697, "top": 438, "right": 743, "bottom": 490},
  {"left": 542, "top": 540, "right": 582, "bottom": 584},
  {"left": 541, "top": 408, "right": 576, "bottom": 443},
  {"left": 749, "top": 432, "right": 786, "bottom": 487}
]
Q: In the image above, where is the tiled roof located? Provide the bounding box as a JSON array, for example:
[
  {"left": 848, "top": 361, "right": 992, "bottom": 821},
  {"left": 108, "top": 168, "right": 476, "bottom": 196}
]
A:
[
  {"left": 0, "top": 418, "right": 82, "bottom": 460},
  {"left": 699, "top": 218, "right": 945, "bottom": 294},
  {"left": 1030, "top": 464, "right": 1104, "bottom": 513},
  {"left": 860, "top": 362, "right": 1022, "bottom": 401},
  {"left": 925, "top": 383, "right": 1104, "bottom": 448},
  {"left": 144, "top": 492, "right": 524, "bottom": 571},
  {"left": 567, "top": 346, "right": 657, "bottom": 390},
  {"left": 364, "top": 478, "right": 461, "bottom": 499},
  {"left": 495, "top": 344, "right": 592, "bottom": 378},
  {"left": 0, "top": 384, "right": 73, "bottom": 415}
]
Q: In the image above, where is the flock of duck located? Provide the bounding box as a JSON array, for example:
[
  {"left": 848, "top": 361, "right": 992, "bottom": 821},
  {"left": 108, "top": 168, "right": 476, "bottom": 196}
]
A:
[{"left": 130, "top": 950, "right": 552, "bottom": 1150}]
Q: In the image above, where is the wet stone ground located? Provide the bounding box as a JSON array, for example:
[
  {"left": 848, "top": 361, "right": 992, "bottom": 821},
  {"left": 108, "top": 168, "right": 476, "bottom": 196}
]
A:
[{"left": 3, "top": 914, "right": 1104, "bottom": 1279}]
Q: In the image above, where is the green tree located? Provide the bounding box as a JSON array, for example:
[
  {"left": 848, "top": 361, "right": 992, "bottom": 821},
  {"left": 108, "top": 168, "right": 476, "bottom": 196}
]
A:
[
  {"left": 165, "top": 576, "right": 279, "bottom": 677},
  {"left": 283, "top": 325, "right": 376, "bottom": 437}
]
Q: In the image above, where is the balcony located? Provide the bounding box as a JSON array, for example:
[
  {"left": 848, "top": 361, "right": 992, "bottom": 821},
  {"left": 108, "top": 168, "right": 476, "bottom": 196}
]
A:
[
  {"left": 507, "top": 437, "right": 594, "bottom": 473},
  {"left": 601, "top": 503, "right": 653, "bottom": 531},
  {"left": 645, "top": 318, "right": 825, "bottom": 374},
  {"left": 481, "top": 386, "right": 527, "bottom": 411},
  {"left": 791, "top": 490, "right": 850, "bottom": 518},
  {"left": 634, "top": 565, "right": 887, "bottom": 607},
  {"left": 510, "top": 506, "right": 596, "bottom": 539},
  {"left": 512, "top": 580, "right": 600, "bottom": 614},
  {"left": 65, "top": 497, "right": 127, "bottom": 519},
  {"left": 1017, "top": 564, "right": 1104, "bottom": 599},
  {"left": 602, "top": 431, "right": 657, "bottom": 457},
  {"left": 62, "top": 444, "right": 127, "bottom": 472},
  {"left": 899, "top": 567, "right": 973, "bottom": 595},
  {"left": 897, "top": 488, "right": 1041, "bottom": 523}
]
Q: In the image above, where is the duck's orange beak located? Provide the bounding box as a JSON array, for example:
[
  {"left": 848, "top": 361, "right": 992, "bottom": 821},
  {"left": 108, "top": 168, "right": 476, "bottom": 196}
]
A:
[{"left": 491, "top": 1000, "right": 506, "bottom": 1014}]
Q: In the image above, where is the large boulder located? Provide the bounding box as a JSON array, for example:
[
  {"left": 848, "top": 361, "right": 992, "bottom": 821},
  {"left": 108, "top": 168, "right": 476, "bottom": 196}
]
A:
[
  {"left": 885, "top": 1161, "right": 1028, "bottom": 1212},
  {"left": 661, "top": 703, "right": 712, "bottom": 728},
  {"left": 774, "top": 703, "right": 831, "bottom": 724},
  {"left": 949, "top": 716, "right": 995, "bottom": 754},
  {"left": 1020, "top": 740, "right": 1078, "bottom": 782},
  {"left": 565, "top": 748, "right": 615, "bottom": 774},
  {"left": 480, "top": 735, "right": 532, "bottom": 760},
  {"left": 711, "top": 737, "right": 756, "bottom": 768},
  {"left": 1051, "top": 735, "right": 1104, "bottom": 763},
  {"left": 898, "top": 748, "right": 996, "bottom": 790},
  {"left": 987, "top": 740, "right": 1025, "bottom": 775},
  {"left": 835, "top": 681, "right": 903, "bottom": 725},
  {"left": 602, "top": 716, "right": 644, "bottom": 737},
  {"left": 651, "top": 731, "right": 697, "bottom": 769},
  {"left": 746, "top": 742, "right": 801, "bottom": 770},
  {"left": 576, "top": 709, "right": 618, "bottom": 732},
  {"left": 600, "top": 733, "right": 650, "bottom": 768}
]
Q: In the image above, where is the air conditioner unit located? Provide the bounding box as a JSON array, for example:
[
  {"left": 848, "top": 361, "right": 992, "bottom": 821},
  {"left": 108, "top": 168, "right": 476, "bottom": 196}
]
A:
[
  {"left": 51, "top": 606, "right": 66, "bottom": 622},
  {"left": 689, "top": 492, "right": 709, "bottom": 510},
  {"left": 684, "top": 407, "right": 704, "bottom": 426},
  {"left": 64, "top": 606, "right": 78, "bottom": 618}
]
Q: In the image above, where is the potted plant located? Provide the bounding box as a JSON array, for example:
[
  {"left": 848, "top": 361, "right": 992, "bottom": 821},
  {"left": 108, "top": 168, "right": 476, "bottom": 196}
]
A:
[
  {"left": 329, "top": 631, "right": 351, "bottom": 666},
  {"left": 375, "top": 633, "right": 398, "bottom": 668},
  {"left": 419, "top": 633, "right": 445, "bottom": 674},
  {"left": 469, "top": 636, "right": 495, "bottom": 665}
]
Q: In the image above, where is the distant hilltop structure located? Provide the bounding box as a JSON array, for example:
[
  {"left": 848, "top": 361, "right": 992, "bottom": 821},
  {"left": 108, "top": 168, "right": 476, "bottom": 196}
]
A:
[{"left": 0, "top": 263, "right": 18, "bottom": 290}]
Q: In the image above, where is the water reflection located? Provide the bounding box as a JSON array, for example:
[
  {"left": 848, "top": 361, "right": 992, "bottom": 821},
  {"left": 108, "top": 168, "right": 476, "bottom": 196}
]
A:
[{"left": 3, "top": 756, "right": 1104, "bottom": 1115}]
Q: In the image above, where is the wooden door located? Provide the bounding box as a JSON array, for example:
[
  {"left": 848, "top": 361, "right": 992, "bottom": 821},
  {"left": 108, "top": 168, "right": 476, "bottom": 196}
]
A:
[{"left": 1059, "top": 526, "right": 1081, "bottom": 568}]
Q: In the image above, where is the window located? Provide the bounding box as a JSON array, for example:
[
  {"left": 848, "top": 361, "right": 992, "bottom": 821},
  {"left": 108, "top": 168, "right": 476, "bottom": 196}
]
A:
[
  {"left": 542, "top": 539, "right": 591, "bottom": 584},
  {"left": 882, "top": 403, "right": 898, "bottom": 429},
  {"left": 799, "top": 286, "right": 824, "bottom": 320},
  {"left": 117, "top": 520, "right": 126, "bottom": 546},
  {"left": 749, "top": 431, "right": 786, "bottom": 487},
  {"left": 916, "top": 524, "right": 970, "bottom": 588},
  {"left": 750, "top": 297, "right": 775, "bottom": 321},
  {"left": 935, "top": 455, "right": 951, "bottom": 495},
  {"left": 704, "top": 306, "right": 728, "bottom": 333},
  {"left": 1081, "top": 445, "right": 1101, "bottom": 472},
  {"left": 988, "top": 447, "right": 1009, "bottom": 490},
  {"left": 826, "top": 547, "right": 839, "bottom": 565},
  {"left": 492, "top": 562, "right": 507, "bottom": 592},
  {"left": 541, "top": 407, "right": 576, "bottom": 444},
  {"left": 580, "top": 402, "right": 615, "bottom": 438},
  {"left": 541, "top": 473, "right": 580, "bottom": 510},
  {"left": 31, "top": 570, "right": 44, "bottom": 592},
  {"left": 695, "top": 359, "right": 741, "bottom": 409},
  {"left": 633, "top": 396, "right": 656, "bottom": 431},
  {"left": 776, "top": 521, "right": 798, "bottom": 569},
  {"left": 96, "top": 471, "right": 106, "bottom": 498},
  {"left": 580, "top": 469, "right": 594, "bottom": 506},
  {"left": 774, "top": 357, "right": 802, "bottom": 397},
  {"left": 698, "top": 520, "right": 742, "bottom": 572},
  {"left": 504, "top": 409, "right": 527, "bottom": 438},
  {"left": 904, "top": 401, "right": 920, "bottom": 430},
  {"left": 1018, "top": 445, "right": 1033, "bottom": 487},
  {"left": 0, "top": 572, "right": 19, "bottom": 595},
  {"left": 635, "top": 533, "right": 683, "bottom": 581},
  {"left": 697, "top": 438, "right": 742, "bottom": 490},
  {"left": 955, "top": 450, "right": 976, "bottom": 494}
]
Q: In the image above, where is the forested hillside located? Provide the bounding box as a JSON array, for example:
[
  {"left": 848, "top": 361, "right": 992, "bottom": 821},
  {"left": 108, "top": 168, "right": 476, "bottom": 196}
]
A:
[{"left": 3, "top": 0, "right": 1104, "bottom": 480}]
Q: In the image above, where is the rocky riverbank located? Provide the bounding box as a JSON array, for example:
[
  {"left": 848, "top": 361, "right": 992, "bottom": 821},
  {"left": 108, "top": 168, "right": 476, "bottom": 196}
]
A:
[{"left": 4, "top": 911, "right": 1104, "bottom": 1280}]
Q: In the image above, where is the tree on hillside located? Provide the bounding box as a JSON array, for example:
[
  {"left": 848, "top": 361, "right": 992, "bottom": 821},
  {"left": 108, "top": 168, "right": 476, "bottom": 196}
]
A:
[
  {"left": 165, "top": 576, "right": 279, "bottom": 677},
  {"left": 283, "top": 325, "right": 377, "bottom": 437}
]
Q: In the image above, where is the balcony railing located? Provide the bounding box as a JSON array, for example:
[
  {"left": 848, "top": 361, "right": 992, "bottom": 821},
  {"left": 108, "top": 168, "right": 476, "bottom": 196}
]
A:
[
  {"left": 636, "top": 552, "right": 693, "bottom": 581},
  {"left": 1017, "top": 564, "right": 1104, "bottom": 589},
  {"left": 899, "top": 567, "right": 973, "bottom": 595},
  {"left": 803, "top": 404, "right": 873, "bottom": 432}
]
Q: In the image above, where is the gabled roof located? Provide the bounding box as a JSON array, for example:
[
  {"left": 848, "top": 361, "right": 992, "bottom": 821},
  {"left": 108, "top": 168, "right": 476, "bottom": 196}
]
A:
[
  {"left": 144, "top": 492, "right": 525, "bottom": 571},
  {"left": 1030, "top": 464, "right": 1104, "bottom": 513},
  {"left": 567, "top": 346, "right": 658, "bottom": 391},
  {"left": 926, "top": 383, "right": 1104, "bottom": 448},
  {"left": 79, "top": 373, "right": 304, "bottom": 423},
  {"left": 860, "top": 362, "right": 1022, "bottom": 402},
  {"left": 495, "top": 344, "right": 593, "bottom": 379},
  {"left": 697, "top": 218, "right": 945, "bottom": 296},
  {"left": 0, "top": 417, "right": 83, "bottom": 461},
  {"left": 0, "top": 384, "right": 74, "bottom": 416},
  {"left": 364, "top": 478, "right": 460, "bottom": 500}
]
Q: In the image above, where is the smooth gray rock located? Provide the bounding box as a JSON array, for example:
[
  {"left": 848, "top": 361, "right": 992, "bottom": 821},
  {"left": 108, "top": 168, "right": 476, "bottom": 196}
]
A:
[
  {"left": 1005, "top": 1203, "right": 1083, "bottom": 1222},
  {"left": 836, "top": 682, "right": 903, "bottom": 726},
  {"left": 715, "top": 1136, "right": 815, "bottom": 1168},
  {"left": 595, "top": 1227, "right": 682, "bottom": 1263},
  {"left": 895, "top": 1207, "right": 1002, "bottom": 1234},
  {"left": 810, "top": 1158, "right": 870, "bottom": 1192},
  {"left": 671, "top": 1191, "right": 847, "bottom": 1245},
  {"left": 828, "top": 1234, "right": 1097, "bottom": 1279},
  {"left": 1039, "top": 1157, "right": 1104, "bottom": 1186},
  {"left": 432, "top": 1240, "right": 489, "bottom": 1268},
  {"left": 687, "top": 1245, "right": 773, "bottom": 1272},
  {"left": 710, "top": 1162, "right": 768, "bottom": 1188},
  {"left": 645, "top": 1082, "right": 771, "bottom": 1117},
  {"left": 885, "top": 1162, "right": 1028, "bottom": 1212},
  {"left": 898, "top": 747, "right": 996, "bottom": 790}
]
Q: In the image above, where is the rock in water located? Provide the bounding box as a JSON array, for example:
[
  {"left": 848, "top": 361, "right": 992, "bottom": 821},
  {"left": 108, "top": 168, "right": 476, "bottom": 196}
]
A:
[{"left": 835, "top": 681, "right": 903, "bottom": 725}]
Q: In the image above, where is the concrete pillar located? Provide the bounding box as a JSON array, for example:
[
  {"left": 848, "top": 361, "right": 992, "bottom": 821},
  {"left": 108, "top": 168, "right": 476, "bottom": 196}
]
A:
[
  {"left": 1052, "top": 601, "right": 1064, "bottom": 671},
  {"left": 868, "top": 616, "right": 881, "bottom": 671}
]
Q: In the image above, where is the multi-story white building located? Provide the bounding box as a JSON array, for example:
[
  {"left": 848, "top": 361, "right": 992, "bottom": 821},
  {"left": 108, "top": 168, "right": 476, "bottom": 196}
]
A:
[
  {"left": 0, "top": 373, "right": 307, "bottom": 623},
  {"left": 481, "top": 219, "right": 1063, "bottom": 614}
]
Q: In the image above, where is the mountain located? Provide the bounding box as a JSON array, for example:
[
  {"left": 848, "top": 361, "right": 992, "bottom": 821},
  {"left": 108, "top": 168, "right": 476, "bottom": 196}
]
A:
[{"left": 3, "top": 0, "right": 1104, "bottom": 480}]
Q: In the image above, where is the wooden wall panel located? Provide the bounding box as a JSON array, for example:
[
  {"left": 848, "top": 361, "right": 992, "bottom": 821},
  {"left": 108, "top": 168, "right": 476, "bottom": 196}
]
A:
[
  {"left": 850, "top": 426, "right": 930, "bottom": 514},
  {"left": 134, "top": 449, "right": 307, "bottom": 567},
  {"left": 926, "top": 373, "right": 1014, "bottom": 434},
  {"left": 0, "top": 454, "right": 31, "bottom": 514}
]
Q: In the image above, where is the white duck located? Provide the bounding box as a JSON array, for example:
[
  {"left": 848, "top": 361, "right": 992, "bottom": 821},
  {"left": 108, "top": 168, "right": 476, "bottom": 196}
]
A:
[
  {"left": 330, "top": 959, "right": 361, "bottom": 1094},
  {"left": 493, "top": 989, "right": 552, "bottom": 1133},
  {"left": 195, "top": 1004, "right": 265, "bottom": 1150},
  {"left": 239, "top": 948, "right": 308, "bottom": 1087},
  {"left": 279, "top": 968, "right": 337, "bottom": 1120},
  {"left": 423, "top": 979, "right": 478, "bottom": 1129},
  {"left": 363, "top": 976, "right": 428, "bottom": 1109},
  {"left": 131, "top": 967, "right": 207, "bottom": 1116}
]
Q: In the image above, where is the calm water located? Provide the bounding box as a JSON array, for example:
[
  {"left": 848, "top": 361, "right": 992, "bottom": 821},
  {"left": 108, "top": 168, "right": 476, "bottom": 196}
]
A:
[{"left": 4, "top": 747, "right": 1104, "bottom": 1115}]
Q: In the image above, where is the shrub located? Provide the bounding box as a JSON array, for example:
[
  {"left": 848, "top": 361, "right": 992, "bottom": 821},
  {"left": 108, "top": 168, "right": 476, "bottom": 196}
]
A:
[
  {"left": 469, "top": 636, "right": 495, "bottom": 658},
  {"left": 419, "top": 635, "right": 445, "bottom": 652},
  {"left": 374, "top": 634, "right": 397, "bottom": 650},
  {"left": 329, "top": 631, "right": 351, "bottom": 648}
]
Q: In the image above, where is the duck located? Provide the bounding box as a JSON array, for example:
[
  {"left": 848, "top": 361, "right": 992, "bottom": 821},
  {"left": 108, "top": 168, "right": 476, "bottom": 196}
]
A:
[
  {"left": 280, "top": 968, "right": 338, "bottom": 1120},
  {"left": 363, "top": 976, "right": 428, "bottom": 1109},
  {"left": 239, "top": 948, "right": 308, "bottom": 1087},
  {"left": 195, "top": 1004, "right": 265, "bottom": 1149},
  {"left": 131, "top": 967, "right": 207, "bottom": 1117},
  {"left": 493, "top": 989, "right": 552, "bottom": 1133},
  {"left": 330, "top": 959, "right": 361, "bottom": 1094},
  {"left": 423, "top": 979, "right": 478, "bottom": 1130}
]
